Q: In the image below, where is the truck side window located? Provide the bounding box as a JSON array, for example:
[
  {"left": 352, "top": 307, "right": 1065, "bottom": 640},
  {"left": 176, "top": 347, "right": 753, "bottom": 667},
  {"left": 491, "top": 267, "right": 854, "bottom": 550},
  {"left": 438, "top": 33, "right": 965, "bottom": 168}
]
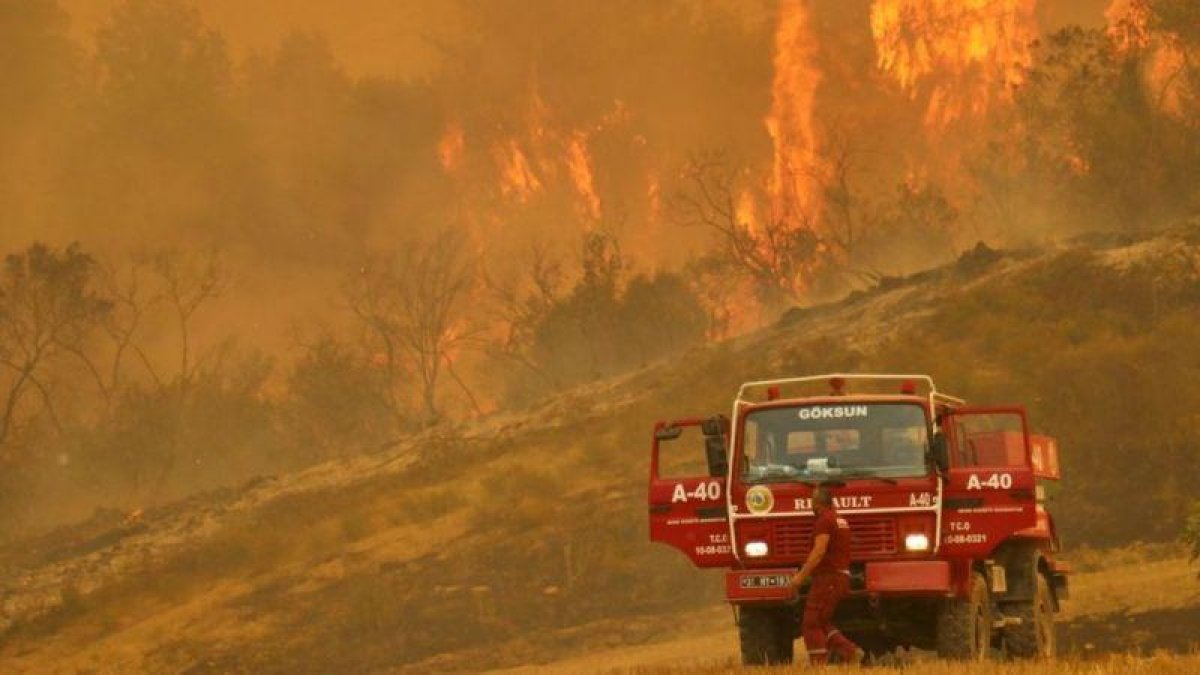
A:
[
  {"left": 657, "top": 426, "right": 710, "bottom": 478},
  {"left": 953, "top": 413, "right": 1027, "bottom": 468}
]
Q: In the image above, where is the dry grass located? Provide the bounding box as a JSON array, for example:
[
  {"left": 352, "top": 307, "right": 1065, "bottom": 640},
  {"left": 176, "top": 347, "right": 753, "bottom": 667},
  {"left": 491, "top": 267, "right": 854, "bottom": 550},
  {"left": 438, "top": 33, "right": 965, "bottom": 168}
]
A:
[
  {"left": 1064, "top": 560, "right": 1200, "bottom": 620},
  {"left": 1067, "top": 542, "right": 1185, "bottom": 573},
  {"left": 486, "top": 553, "right": 1200, "bottom": 675},
  {"left": 627, "top": 653, "right": 1200, "bottom": 675}
]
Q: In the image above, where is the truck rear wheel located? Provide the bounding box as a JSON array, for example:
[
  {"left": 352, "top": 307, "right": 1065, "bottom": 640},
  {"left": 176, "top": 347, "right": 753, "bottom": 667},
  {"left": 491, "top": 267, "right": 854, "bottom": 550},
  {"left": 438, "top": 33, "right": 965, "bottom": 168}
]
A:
[
  {"left": 738, "top": 605, "right": 794, "bottom": 665},
  {"left": 1006, "top": 573, "right": 1056, "bottom": 659},
  {"left": 936, "top": 571, "right": 991, "bottom": 660}
]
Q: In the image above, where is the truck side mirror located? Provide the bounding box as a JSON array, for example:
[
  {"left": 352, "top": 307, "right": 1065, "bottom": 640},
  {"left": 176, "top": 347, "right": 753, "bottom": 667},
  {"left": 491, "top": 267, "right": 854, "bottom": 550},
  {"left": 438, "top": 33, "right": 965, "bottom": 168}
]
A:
[
  {"left": 655, "top": 425, "right": 683, "bottom": 441},
  {"left": 930, "top": 431, "right": 950, "bottom": 473},
  {"left": 704, "top": 435, "right": 728, "bottom": 478}
]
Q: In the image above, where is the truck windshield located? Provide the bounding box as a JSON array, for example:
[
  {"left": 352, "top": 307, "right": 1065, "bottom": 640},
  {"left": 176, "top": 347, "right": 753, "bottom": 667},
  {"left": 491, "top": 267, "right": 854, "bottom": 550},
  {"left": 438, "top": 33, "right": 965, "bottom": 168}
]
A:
[{"left": 740, "top": 403, "right": 929, "bottom": 483}]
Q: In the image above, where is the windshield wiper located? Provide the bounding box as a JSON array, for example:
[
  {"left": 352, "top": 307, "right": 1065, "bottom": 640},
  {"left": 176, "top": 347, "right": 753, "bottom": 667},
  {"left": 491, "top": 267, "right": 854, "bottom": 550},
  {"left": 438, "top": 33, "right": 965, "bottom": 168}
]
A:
[
  {"left": 838, "top": 471, "right": 899, "bottom": 485},
  {"left": 752, "top": 476, "right": 804, "bottom": 484}
]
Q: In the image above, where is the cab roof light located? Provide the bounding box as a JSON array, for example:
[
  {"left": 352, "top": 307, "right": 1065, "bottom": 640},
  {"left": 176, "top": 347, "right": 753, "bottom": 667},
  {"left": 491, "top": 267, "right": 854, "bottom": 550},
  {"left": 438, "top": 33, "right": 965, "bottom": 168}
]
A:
[{"left": 829, "top": 377, "right": 846, "bottom": 396}]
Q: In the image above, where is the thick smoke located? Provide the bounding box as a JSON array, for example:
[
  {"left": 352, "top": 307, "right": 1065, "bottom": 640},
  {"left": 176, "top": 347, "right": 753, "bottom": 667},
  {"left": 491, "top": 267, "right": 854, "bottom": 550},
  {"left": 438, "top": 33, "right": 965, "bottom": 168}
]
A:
[{"left": 3, "top": 0, "right": 1195, "bottom": 532}]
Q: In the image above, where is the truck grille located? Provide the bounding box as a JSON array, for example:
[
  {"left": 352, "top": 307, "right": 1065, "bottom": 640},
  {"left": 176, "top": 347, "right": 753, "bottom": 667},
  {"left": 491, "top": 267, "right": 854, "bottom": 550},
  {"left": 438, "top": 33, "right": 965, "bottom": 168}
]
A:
[{"left": 770, "top": 515, "right": 899, "bottom": 559}]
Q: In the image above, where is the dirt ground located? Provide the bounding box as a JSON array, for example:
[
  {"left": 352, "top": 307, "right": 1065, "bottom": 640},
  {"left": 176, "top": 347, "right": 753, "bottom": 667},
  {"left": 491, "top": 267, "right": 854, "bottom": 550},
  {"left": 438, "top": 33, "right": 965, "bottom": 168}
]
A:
[{"left": 485, "top": 553, "right": 1200, "bottom": 674}]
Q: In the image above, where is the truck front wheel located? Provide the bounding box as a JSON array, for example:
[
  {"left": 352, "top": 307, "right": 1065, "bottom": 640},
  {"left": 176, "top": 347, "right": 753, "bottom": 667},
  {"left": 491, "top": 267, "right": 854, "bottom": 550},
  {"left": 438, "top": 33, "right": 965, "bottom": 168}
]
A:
[
  {"left": 738, "top": 605, "right": 794, "bottom": 665},
  {"left": 936, "top": 571, "right": 991, "bottom": 660},
  {"left": 1005, "top": 573, "right": 1056, "bottom": 659}
]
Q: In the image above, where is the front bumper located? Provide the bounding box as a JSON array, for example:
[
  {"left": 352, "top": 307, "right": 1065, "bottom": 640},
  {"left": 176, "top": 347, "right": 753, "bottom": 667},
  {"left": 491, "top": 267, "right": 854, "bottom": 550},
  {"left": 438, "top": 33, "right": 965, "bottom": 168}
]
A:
[{"left": 865, "top": 560, "right": 951, "bottom": 595}]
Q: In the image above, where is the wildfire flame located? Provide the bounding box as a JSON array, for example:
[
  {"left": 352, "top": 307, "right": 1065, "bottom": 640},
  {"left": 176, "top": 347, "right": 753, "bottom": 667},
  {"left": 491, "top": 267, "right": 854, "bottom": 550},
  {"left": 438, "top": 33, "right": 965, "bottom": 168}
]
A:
[
  {"left": 646, "top": 174, "right": 662, "bottom": 224},
  {"left": 870, "top": 0, "right": 1038, "bottom": 126},
  {"left": 1148, "top": 47, "right": 1189, "bottom": 118},
  {"left": 441, "top": 90, "right": 611, "bottom": 220},
  {"left": 437, "top": 121, "right": 465, "bottom": 172},
  {"left": 493, "top": 139, "right": 542, "bottom": 203},
  {"left": 1106, "top": 0, "right": 1190, "bottom": 120},
  {"left": 765, "top": 0, "right": 822, "bottom": 222},
  {"left": 566, "top": 131, "right": 601, "bottom": 220},
  {"left": 1106, "top": 0, "right": 1151, "bottom": 51},
  {"left": 736, "top": 189, "right": 760, "bottom": 238}
]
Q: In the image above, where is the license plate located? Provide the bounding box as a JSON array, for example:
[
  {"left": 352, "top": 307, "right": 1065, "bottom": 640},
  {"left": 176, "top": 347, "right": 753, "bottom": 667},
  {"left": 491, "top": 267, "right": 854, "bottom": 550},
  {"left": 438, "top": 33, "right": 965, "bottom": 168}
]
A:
[{"left": 739, "top": 574, "right": 790, "bottom": 589}]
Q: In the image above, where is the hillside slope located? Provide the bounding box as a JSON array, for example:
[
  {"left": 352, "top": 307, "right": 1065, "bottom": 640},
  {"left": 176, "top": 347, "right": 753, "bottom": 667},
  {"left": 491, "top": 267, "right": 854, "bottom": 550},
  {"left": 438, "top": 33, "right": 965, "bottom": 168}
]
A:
[{"left": 2, "top": 226, "right": 1200, "bottom": 672}]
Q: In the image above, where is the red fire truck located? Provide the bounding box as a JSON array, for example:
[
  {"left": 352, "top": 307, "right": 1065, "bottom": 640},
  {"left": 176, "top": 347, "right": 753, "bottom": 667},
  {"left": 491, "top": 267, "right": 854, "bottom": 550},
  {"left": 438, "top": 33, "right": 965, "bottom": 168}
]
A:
[{"left": 649, "top": 374, "right": 1068, "bottom": 663}]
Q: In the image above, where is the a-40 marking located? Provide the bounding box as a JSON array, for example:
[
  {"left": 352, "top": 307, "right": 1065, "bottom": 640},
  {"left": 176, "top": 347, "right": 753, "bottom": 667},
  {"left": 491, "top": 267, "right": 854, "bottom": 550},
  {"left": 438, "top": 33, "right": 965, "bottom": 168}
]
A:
[
  {"left": 966, "top": 472, "right": 1013, "bottom": 490},
  {"left": 672, "top": 481, "right": 721, "bottom": 503}
]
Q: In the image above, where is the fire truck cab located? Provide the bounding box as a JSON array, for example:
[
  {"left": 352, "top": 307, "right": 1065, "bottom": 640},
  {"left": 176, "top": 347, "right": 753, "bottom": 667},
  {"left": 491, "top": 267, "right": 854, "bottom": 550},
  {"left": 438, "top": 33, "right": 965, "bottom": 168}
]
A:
[{"left": 649, "top": 374, "right": 1068, "bottom": 664}]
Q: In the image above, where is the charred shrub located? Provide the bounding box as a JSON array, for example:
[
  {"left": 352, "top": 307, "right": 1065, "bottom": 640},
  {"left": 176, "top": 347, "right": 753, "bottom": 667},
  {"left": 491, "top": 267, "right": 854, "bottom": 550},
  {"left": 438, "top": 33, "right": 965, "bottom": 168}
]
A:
[{"left": 281, "top": 335, "right": 396, "bottom": 460}]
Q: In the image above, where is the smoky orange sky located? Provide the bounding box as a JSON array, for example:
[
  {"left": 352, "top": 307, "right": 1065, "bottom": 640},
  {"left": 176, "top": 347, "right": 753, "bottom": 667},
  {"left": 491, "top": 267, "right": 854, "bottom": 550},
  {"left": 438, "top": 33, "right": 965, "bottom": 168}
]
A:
[
  {"left": 61, "top": 0, "right": 467, "bottom": 78},
  {"left": 61, "top": 0, "right": 1107, "bottom": 78},
  {"left": 4, "top": 0, "right": 1182, "bottom": 532}
]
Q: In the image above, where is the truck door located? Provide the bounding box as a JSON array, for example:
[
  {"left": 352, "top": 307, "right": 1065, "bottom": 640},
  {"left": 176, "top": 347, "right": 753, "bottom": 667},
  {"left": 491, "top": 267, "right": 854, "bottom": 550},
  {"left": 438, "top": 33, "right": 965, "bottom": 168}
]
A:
[
  {"left": 940, "top": 407, "right": 1038, "bottom": 557},
  {"left": 648, "top": 417, "right": 736, "bottom": 567}
]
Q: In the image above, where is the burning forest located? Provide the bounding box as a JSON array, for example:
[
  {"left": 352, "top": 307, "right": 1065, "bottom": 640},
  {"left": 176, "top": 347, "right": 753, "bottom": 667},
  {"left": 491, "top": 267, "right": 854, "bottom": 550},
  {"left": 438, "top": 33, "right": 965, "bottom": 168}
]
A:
[
  {"left": 3, "top": 0, "right": 1197, "bottom": 542},
  {"left": 2, "top": 0, "right": 1200, "bottom": 670}
]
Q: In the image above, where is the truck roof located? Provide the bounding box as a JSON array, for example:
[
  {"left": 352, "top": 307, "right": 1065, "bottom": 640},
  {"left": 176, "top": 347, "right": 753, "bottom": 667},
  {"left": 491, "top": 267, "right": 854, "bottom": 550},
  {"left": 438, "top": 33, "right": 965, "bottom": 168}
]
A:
[
  {"left": 737, "top": 373, "right": 966, "bottom": 409},
  {"left": 741, "top": 393, "right": 929, "bottom": 407}
]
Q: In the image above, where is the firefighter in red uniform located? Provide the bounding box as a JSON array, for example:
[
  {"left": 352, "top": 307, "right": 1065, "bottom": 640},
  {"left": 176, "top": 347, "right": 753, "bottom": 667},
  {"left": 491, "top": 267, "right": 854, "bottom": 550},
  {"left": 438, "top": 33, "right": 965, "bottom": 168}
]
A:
[{"left": 789, "top": 484, "right": 864, "bottom": 665}]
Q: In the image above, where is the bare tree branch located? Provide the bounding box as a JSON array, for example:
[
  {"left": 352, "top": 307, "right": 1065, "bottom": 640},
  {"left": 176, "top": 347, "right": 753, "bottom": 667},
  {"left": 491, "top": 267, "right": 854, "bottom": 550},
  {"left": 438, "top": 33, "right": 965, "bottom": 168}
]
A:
[
  {"left": 151, "top": 249, "right": 227, "bottom": 391},
  {"left": 670, "top": 151, "right": 825, "bottom": 308},
  {"left": 0, "top": 244, "right": 109, "bottom": 450},
  {"left": 345, "top": 230, "right": 477, "bottom": 424}
]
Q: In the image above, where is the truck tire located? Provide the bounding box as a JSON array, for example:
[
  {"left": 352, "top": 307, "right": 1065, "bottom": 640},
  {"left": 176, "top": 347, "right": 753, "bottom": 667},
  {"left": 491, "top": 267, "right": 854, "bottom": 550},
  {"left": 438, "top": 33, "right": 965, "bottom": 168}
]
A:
[
  {"left": 936, "top": 571, "right": 991, "bottom": 660},
  {"left": 1006, "top": 573, "right": 1056, "bottom": 659},
  {"left": 738, "top": 606, "right": 794, "bottom": 665}
]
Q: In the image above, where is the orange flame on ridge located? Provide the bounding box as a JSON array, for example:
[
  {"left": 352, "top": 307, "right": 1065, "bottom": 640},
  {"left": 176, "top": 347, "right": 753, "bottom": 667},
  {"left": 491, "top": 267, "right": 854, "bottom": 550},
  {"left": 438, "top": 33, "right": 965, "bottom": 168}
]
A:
[
  {"left": 494, "top": 139, "right": 541, "bottom": 203},
  {"left": 443, "top": 90, "right": 614, "bottom": 219},
  {"left": 566, "top": 131, "right": 601, "bottom": 220},
  {"left": 870, "top": 0, "right": 1038, "bottom": 127}
]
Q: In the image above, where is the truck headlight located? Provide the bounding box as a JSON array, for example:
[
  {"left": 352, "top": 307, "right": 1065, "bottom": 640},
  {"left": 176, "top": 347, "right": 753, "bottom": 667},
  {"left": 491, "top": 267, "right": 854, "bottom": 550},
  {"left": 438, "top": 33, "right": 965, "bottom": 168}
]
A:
[
  {"left": 744, "top": 541, "right": 769, "bottom": 557},
  {"left": 904, "top": 532, "right": 930, "bottom": 552}
]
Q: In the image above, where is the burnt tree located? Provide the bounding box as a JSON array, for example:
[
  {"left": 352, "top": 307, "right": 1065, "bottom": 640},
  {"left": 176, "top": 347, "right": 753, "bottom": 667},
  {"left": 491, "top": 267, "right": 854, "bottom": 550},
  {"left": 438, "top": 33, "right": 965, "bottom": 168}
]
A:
[
  {"left": 0, "top": 243, "right": 109, "bottom": 454},
  {"left": 346, "top": 230, "right": 477, "bottom": 424}
]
